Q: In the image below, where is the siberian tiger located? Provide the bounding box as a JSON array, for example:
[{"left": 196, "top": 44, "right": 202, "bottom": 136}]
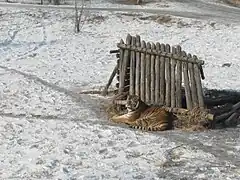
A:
[{"left": 111, "top": 95, "right": 174, "bottom": 131}]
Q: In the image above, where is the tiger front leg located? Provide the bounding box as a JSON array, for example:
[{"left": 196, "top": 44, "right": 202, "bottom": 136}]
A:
[{"left": 110, "top": 114, "right": 137, "bottom": 125}]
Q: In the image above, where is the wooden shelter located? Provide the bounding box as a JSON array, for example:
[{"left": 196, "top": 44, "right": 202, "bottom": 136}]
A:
[
  {"left": 101, "top": 34, "right": 240, "bottom": 128},
  {"left": 103, "top": 34, "right": 205, "bottom": 110}
]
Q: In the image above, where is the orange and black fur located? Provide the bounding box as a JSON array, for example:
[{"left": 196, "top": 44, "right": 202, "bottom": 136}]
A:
[{"left": 111, "top": 95, "right": 174, "bottom": 131}]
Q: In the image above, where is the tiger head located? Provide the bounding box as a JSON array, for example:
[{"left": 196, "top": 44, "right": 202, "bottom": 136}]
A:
[{"left": 125, "top": 95, "right": 142, "bottom": 112}]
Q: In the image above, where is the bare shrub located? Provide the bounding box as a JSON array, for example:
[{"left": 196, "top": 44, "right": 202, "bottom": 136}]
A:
[{"left": 75, "top": 0, "right": 88, "bottom": 33}]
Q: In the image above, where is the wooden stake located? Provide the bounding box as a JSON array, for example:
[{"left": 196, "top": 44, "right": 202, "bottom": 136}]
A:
[
  {"left": 130, "top": 36, "right": 136, "bottom": 95},
  {"left": 171, "top": 46, "right": 177, "bottom": 108},
  {"left": 182, "top": 51, "right": 193, "bottom": 110},
  {"left": 102, "top": 64, "right": 118, "bottom": 96},
  {"left": 145, "top": 42, "right": 151, "bottom": 104},
  {"left": 188, "top": 53, "right": 198, "bottom": 107},
  {"left": 155, "top": 42, "right": 161, "bottom": 104},
  {"left": 175, "top": 45, "right": 182, "bottom": 107},
  {"left": 140, "top": 40, "right": 146, "bottom": 102},
  {"left": 151, "top": 43, "right": 156, "bottom": 104},
  {"left": 165, "top": 44, "right": 171, "bottom": 107},
  {"left": 193, "top": 55, "right": 204, "bottom": 108},
  {"left": 118, "top": 39, "right": 124, "bottom": 93},
  {"left": 160, "top": 44, "right": 165, "bottom": 105},
  {"left": 119, "top": 34, "right": 132, "bottom": 93},
  {"left": 135, "top": 35, "right": 141, "bottom": 97}
]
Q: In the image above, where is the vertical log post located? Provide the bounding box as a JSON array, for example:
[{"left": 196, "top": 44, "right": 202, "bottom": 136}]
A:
[
  {"left": 182, "top": 51, "right": 193, "bottom": 110},
  {"left": 188, "top": 53, "right": 198, "bottom": 107},
  {"left": 116, "top": 58, "right": 120, "bottom": 82},
  {"left": 193, "top": 55, "right": 204, "bottom": 108},
  {"left": 155, "top": 42, "right": 161, "bottom": 104},
  {"left": 119, "top": 34, "right": 131, "bottom": 94},
  {"left": 151, "top": 43, "right": 156, "bottom": 104},
  {"left": 171, "top": 46, "right": 177, "bottom": 108},
  {"left": 140, "top": 41, "right": 146, "bottom": 102},
  {"left": 160, "top": 44, "right": 166, "bottom": 105},
  {"left": 118, "top": 39, "right": 124, "bottom": 93},
  {"left": 130, "top": 36, "right": 136, "bottom": 95},
  {"left": 175, "top": 45, "right": 182, "bottom": 107},
  {"left": 145, "top": 42, "right": 151, "bottom": 104},
  {"left": 135, "top": 35, "right": 141, "bottom": 97},
  {"left": 165, "top": 44, "right": 171, "bottom": 107}
]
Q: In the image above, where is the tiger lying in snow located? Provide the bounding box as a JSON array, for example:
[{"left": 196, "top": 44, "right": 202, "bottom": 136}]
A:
[{"left": 110, "top": 95, "right": 174, "bottom": 131}]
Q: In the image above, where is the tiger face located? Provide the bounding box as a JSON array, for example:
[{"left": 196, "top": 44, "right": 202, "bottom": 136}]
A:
[{"left": 126, "top": 95, "right": 140, "bottom": 112}]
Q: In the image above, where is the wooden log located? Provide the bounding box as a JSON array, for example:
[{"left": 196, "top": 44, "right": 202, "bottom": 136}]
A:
[
  {"left": 117, "top": 66, "right": 131, "bottom": 71},
  {"left": 113, "top": 99, "right": 128, "bottom": 105},
  {"left": 193, "top": 55, "right": 204, "bottom": 108},
  {"left": 188, "top": 53, "right": 198, "bottom": 107},
  {"left": 204, "top": 89, "right": 240, "bottom": 108},
  {"left": 135, "top": 35, "right": 141, "bottom": 97},
  {"left": 160, "top": 44, "right": 166, "bottom": 105},
  {"left": 117, "top": 74, "right": 130, "bottom": 81},
  {"left": 224, "top": 112, "right": 239, "bottom": 127},
  {"left": 210, "top": 104, "right": 233, "bottom": 116},
  {"left": 116, "top": 82, "right": 130, "bottom": 88},
  {"left": 199, "top": 65, "right": 205, "bottom": 80},
  {"left": 205, "top": 113, "right": 214, "bottom": 121},
  {"left": 119, "top": 37, "right": 130, "bottom": 93},
  {"left": 130, "top": 36, "right": 136, "bottom": 95},
  {"left": 117, "top": 43, "right": 205, "bottom": 65},
  {"left": 116, "top": 84, "right": 130, "bottom": 92},
  {"left": 102, "top": 64, "right": 118, "bottom": 96},
  {"left": 232, "top": 101, "right": 240, "bottom": 110},
  {"left": 80, "top": 90, "right": 117, "bottom": 95},
  {"left": 215, "top": 110, "right": 234, "bottom": 123},
  {"left": 151, "top": 43, "right": 156, "bottom": 104},
  {"left": 110, "top": 49, "right": 119, "bottom": 54},
  {"left": 118, "top": 39, "right": 124, "bottom": 93},
  {"left": 170, "top": 47, "right": 177, "bottom": 108},
  {"left": 117, "top": 58, "right": 120, "bottom": 66},
  {"left": 165, "top": 44, "right": 171, "bottom": 107},
  {"left": 182, "top": 51, "right": 193, "bottom": 110},
  {"left": 155, "top": 42, "right": 161, "bottom": 104},
  {"left": 119, "top": 34, "right": 132, "bottom": 93},
  {"left": 145, "top": 42, "right": 151, "bottom": 104},
  {"left": 214, "top": 102, "right": 240, "bottom": 123},
  {"left": 116, "top": 59, "right": 120, "bottom": 81},
  {"left": 140, "top": 40, "right": 146, "bottom": 102},
  {"left": 175, "top": 45, "right": 182, "bottom": 107}
]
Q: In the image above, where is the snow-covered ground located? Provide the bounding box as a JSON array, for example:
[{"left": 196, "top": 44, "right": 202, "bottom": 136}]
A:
[{"left": 0, "top": 3, "right": 240, "bottom": 180}]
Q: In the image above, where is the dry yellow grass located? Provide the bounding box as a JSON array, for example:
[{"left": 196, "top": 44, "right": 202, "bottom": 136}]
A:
[
  {"left": 173, "top": 107, "right": 211, "bottom": 131},
  {"left": 225, "top": 0, "right": 240, "bottom": 6}
]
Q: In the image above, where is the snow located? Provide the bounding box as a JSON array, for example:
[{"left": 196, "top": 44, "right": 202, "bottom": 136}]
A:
[{"left": 1, "top": 2, "right": 240, "bottom": 180}]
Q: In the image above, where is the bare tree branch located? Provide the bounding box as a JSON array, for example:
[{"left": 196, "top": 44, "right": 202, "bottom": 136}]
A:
[{"left": 75, "top": 0, "right": 89, "bottom": 33}]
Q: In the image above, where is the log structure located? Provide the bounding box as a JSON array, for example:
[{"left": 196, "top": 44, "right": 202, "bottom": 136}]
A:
[
  {"left": 103, "top": 34, "right": 240, "bottom": 128},
  {"left": 105, "top": 34, "right": 205, "bottom": 109}
]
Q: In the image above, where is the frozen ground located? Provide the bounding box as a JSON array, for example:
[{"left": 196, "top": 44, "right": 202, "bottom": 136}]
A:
[
  {"left": 1, "top": 0, "right": 240, "bottom": 24},
  {"left": 0, "top": 4, "right": 240, "bottom": 180}
]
